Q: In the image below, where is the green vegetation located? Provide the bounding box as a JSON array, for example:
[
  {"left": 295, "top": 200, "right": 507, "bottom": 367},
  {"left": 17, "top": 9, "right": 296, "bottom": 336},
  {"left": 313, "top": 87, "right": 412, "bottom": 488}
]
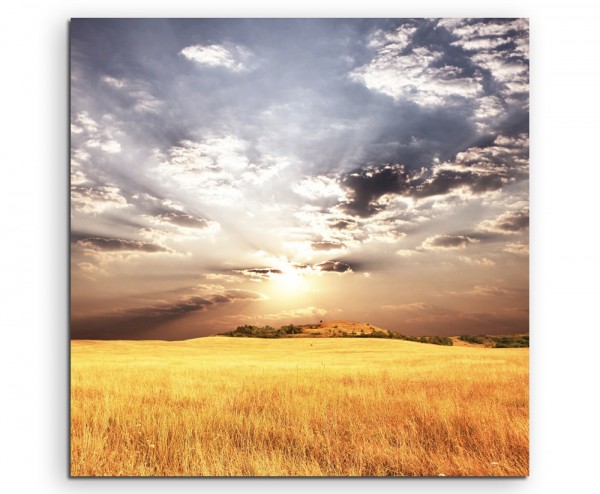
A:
[
  {"left": 491, "top": 335, "right": 529, "bottom": 348},
  {"left": 222, "top": 324, "right": 303, "bottom": 338},
  {"left": 222, "top": 324, "right": 529, "bottom": 348},
  {"left": 458, "top": 334, "right": 529, "bottom": 348},
  {"left": 459, "top": 335, "right": 485, "bottom": 344},
  {"left": 221, "top": 325, "right": 454, "bottom": 346}
]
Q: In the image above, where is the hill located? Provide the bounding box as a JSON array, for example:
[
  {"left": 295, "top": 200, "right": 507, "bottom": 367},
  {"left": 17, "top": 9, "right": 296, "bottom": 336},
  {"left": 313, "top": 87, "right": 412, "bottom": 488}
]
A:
[
  {"left": 220, "top": 320, "right": 529, "bottom": 348},
  {"left": 220, "top": 320, "right": 454, "bottom": 346},
  {"left": 450, "top": 334, "right": 529, "bottom": 348}
]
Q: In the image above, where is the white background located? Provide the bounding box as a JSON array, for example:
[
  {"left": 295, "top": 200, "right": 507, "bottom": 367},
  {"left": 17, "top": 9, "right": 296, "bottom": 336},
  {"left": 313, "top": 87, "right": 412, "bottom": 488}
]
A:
[{"left": 1, "top": 1, "right": 599, "bottom": 492}]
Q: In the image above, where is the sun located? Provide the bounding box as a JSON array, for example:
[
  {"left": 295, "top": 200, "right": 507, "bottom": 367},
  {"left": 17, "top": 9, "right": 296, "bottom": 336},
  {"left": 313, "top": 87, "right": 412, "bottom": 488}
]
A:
[
  {"left": 264, "top": 258, "right": 311, "bottom": 294},
  {"left": 273, "top": 265, "right": 310, "bottom": 293}
]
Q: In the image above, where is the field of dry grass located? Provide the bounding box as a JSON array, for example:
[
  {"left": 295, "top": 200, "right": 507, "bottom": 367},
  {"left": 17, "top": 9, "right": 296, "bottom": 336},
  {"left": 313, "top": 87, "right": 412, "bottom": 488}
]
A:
[{"left": 70, "top": 337, "right": 528, "bottom": 477}]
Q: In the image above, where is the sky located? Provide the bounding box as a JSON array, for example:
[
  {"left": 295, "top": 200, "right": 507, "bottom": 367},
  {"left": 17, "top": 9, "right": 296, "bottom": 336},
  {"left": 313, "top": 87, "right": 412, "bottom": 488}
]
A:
[{"left": 70, "top": 18, "right": 529, "bottom": 340}]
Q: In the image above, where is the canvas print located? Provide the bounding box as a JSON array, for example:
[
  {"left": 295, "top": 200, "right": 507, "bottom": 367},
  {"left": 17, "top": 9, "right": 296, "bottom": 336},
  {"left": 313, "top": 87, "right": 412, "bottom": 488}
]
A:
[{"left": 70, "top": 18, "right": 529, "bottom": 477}]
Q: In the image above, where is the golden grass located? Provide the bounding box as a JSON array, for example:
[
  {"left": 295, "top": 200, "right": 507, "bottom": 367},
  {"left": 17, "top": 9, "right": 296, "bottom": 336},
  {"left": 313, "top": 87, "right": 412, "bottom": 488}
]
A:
[{"left": 70, "top": 337, "right": 528, "bottom": 477}]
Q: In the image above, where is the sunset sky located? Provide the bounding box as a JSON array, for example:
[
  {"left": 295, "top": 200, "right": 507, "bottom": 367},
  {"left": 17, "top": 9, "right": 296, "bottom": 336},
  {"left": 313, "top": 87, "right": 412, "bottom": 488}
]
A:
[{"left": 70, "top": 18, "right": 529, "bottom": 340}]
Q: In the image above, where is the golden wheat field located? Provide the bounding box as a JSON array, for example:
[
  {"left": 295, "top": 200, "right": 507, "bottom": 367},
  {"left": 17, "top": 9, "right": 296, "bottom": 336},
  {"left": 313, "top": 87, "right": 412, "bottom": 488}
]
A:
[{"left": 70, "top": 337, "right": 529, "bottom": 477}]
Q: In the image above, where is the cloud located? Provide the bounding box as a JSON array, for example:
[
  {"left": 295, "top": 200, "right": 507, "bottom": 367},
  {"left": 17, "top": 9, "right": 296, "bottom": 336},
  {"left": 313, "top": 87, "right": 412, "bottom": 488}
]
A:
[
  {"left": 316, "top": 260, "right": 353, "bottom": 273},
  {"left": 101, "top": 75, "right": 163, "bottom": 113},
  {"left": 204, "top": 273, "right": 240, "bottom": 283},
  {"left": 152, "top": 136, "right": 254, "bottom": 204},
  {"left": 339, "top": 164, "right": 414, "bottom": 217},
  {"left": 381, "top": 302, "right": 450, "bottom": 315},
  {"left": 72, "top": 112, "right": 123, "bottom": 154},
  {"left": 470, "top": 285, "right": 510, "bottom": 296},
  {"left": 459, "top": 256, "right": 496, "bottom": 266},
  {"left": 442, "top": 19, "right": 529, "bottom": 99},
  {"left": 311, "top": 241, "right": 346, "bottom": 251},
  {"left": 69, "top": 19, "right": 529, "bottom": 338},
  {"left": 338, "top": 134, "right": 528, "bottom": 217},
  {"left": 180, "top": 44, "right": 252, "bottom": 71},
  {"left": 71, "top": 285, "right": 268, "bottom": 339},
  {"left": 102, "top": 75, "right": 126, "bottom": 89},
  {"left": 478, "top": 209, "right": 529, "bottom": 234},
  {"left": 234, "top": 267, "right": 284, "bottom": 281},
  {"left": 71, "top": 185, "right": 129, "bottom": 214},
  {"left": 292, "top": 175, "right": 346, "bottom": 201},
  {"left": 154, "top": 211, "right": 211, "bottom": 229},
  {"left": 86, "top": 139, "right": 122, "bottom": 154},
  {"left": 75, "top": 235, "right": 169, "bottom": 253},
  {"left": 504, "top": 242, "right": 529, "bottom": 256},
  {"left": 71, "top": 111, "right": 98, "bottom": 134},
  {"left": 351, "top": 25, "right": 483, "bottom": 106},
  {"left": 396, "top": 249, "right": 420, "bottom": 257},
  {"left": 422, "top": 234, "right": 479, "bottom": 250},
  {"left": 210, "top": 289, "right": 269, "bottom": 304},
  {"left": 329, "top": 219, "right": 357, "bottom": 230},
  {"left": 450, "top": 284, "right": 511, "bottom": 296},
  {"left": 233, "top": 306, "right": 328, "bottom": 323},
  {"left": 126, "top": 193, "right": 220, "bottom": 239}
]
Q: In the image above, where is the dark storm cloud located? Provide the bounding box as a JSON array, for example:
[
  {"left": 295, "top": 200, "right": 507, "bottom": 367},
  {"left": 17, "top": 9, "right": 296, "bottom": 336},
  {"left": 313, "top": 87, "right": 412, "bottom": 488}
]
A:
[
  {"left": 71, "top": 287, "right": 266, "bottom": 340},
  {"left": 340, "top": 164, "right": 412, "bottom": 217},
  {"left": 316, "top": 261, "right": 352, "bottom": 273},
  {"left": 73, "top": 233, "right": 168, "bottom": 253},
  {"left": 339, "top": 162, "right": 522, "bottom": 218},
  {"left": 71, "top": 297, "right": 212, "bottom": 340},
  {"left": 337, "top": 129, "right": 528, "bottom": 217}
]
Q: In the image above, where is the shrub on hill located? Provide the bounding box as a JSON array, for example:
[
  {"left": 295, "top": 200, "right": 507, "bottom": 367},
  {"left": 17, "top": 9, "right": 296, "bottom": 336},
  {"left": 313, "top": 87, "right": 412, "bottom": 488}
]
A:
[
  {"left": 459, "top": 335, "right": 485, "bottom": 344},
  {"left": 491, "top": 336, "right": 529, "bottom": 348},
  {"left": 222, "top": 324, "right": 453, "bottom": 346}
]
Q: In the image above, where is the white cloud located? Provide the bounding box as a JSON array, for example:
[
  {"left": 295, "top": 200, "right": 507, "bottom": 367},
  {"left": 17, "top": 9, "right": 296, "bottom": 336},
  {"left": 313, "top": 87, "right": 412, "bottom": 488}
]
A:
[
  {"left": 459, "top": 256, "right": 496, "bottom": 267},
  {"left": 102, "top": 75, "right": 126, "bottom": 88},
  {"left": 180, "top": 44, "right": 251, "bottom": 71},
  {"left": 74, "top": 111, "right": 99, "bottom": 133},
  {"left": 153, "top": 136, "right": 251, "bottom": 204},
  {"left": 441, "top": 20, "right": 529, "bottom": 99},
  {"left": 131, "top": 89, "right": 163, "bottom": 113},
  {"left": 292, "top": 175, "right": 345, "bottom": 201},
  {"left": 242, "top": 156, "right": 290, "bottom": 185},
  {"left": 102, "top": 75, "right": 163, "bottom": 113},
  {"left": 504, "top": 242, "right": 529, "bottom": 256},
  {"left": 86, "top": 139, "right": 121, "bottom": 154},
  {"left": 472, "top": 51, "right": 528, "bottom": 95},
  {"left": 204, "top": 273, "right": 240, "bottom": 283},
  {"left": 453, "top": 36, "right": 511, "bottom": 51},
  {"left": 72, "top": 111, "right": 124, "bottom": 154},
  {"left": 450, "top": 19, "right": 528, "bottom": 43},
  {"left": 71, "top": 169, "right": 88, "bottom": 186},
  {"left": 396, "top": 249, "right": 419, "bottom": 257},
  {"left": 71, "top": 185, "right": 129, "bottom": 214},
  {"left": 367, "top": 24, "right": 416, "bottom": 50},
  {"left": 351, "top": 40, "right": 483, "bottom": 106}
]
